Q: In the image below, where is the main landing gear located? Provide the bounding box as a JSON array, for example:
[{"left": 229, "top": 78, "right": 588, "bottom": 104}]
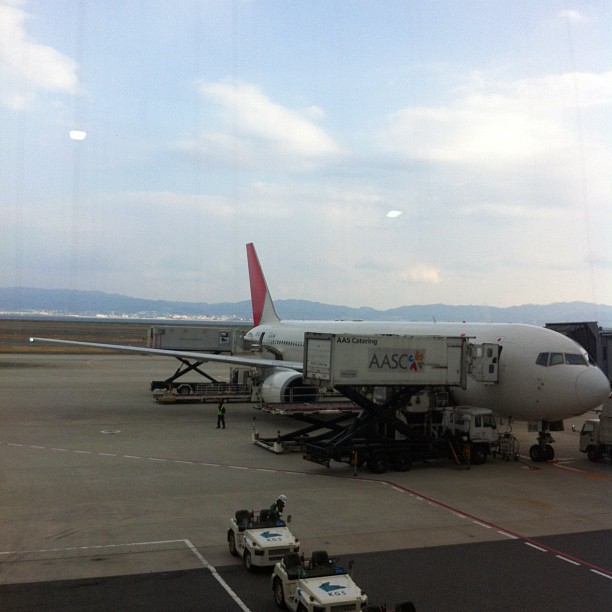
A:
[{"left": 529, "top": 430, "right": 555, "bottom": 462}]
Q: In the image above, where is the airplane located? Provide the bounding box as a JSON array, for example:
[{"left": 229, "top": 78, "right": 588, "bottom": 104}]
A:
[{"left": 31, "top": 243, "right": 610, "bottom": 463}]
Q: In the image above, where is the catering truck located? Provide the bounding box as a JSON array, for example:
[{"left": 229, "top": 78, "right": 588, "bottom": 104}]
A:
[
  {"left": 301, "top": 333, "right": 512, "bottom": 472},
  {"left": 579, "top": 396, "right": 612, "bottom": 464}
]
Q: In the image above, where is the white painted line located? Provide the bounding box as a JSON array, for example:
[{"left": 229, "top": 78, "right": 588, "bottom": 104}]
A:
[
  {"left": 123, "top": 455, "right": 141, "bottom": 459},
  {"left": 452, "top": 512, "right": 466, "bottom": 519},
  {"left": 174, "top": 460, "right": 194, "bottom": 465},
  {"left": 255, "top": 468, "right": 277, "bottom": 473},
  {"left": 184, "top": 539, "right": 251, "bottom": 612},
  {"left": 98, "top": 453, "right": 117, "bottom": 457},
  {"left": 0, "top": 539, "right": 187, "bottom": 557},
  {"left": 525, "top": 542, "right": 547, "bottom": 552},
  {"left": 497, "top": 531, "right": 518, "bottom": 539},
  {"left": 556, "top": 555, "right": 580, "bottom": 566},
  {"left": 29, "top": 445, "right": 45, "bottom": 449},
  {"left": 391, "top": 486, "right": 404, "bottom": 493},
  {"left": 590, "top": 569, "right": 612, "bottom": 580},
  {"left": 228, "top": 465, "right": 248, "bottom": 470},
  {"left": 51, "top": 448, "right": 68, "bottom": 452},
  {"left": 148, "top": 457, "right": 168, "bottom": 462},
  {"left": 8, "top": 443, "right": 23, "bottom": 447},
  {"left": 74, "top": 450, "right": 92, "bottom": 454},
  {"left": 472, "top": 520, "right": 492, "bottom": 529}
]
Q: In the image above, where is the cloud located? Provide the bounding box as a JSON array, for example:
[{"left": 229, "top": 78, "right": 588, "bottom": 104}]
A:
[
  {"left": 399, "top": 265, "right": 441, "bottom": 284},
  {"left": 378, "top": 71, "right": 612, "bottom": 166},
  {"left": 558, "top": 9, "right": 586, "bottom": 23},
  {"left": 459, "top": 203, "right": 570, "bottom": 220},
  {"left": 179, "top": 80, "right": 343, "bottom": 172},
  {"left": 0, "top": 3, "right": 81, "bottom": 109}
]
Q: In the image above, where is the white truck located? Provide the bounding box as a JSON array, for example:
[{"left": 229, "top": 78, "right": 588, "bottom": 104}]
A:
[
  {"left": 441, "top": 406, "right": 506, "bottom": 465},
  {"left": 272, "top": 550, "right": 368, "bottom": 611},
  {"left": 228, "top": 508, "right": 300, "bottom": 571},
  {"left": 579, "top": 396, "right": 612, "bottom": 464}
]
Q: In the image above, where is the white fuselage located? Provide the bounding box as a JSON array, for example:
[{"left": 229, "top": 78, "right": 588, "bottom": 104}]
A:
[{"left": 244, "top": 320, "right": 610, "bottom": 422}]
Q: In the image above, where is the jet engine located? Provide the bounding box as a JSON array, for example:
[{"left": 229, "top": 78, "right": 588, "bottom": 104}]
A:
[{"left": 259, "top": 368, "right": 319, "bottom": 403}]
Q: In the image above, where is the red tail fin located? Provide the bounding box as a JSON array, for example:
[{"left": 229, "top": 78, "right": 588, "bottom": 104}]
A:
[{"left": 246, "top": 243, "right": 280, "bottom": 326}]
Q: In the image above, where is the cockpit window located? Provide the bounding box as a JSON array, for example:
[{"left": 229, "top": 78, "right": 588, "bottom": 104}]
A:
[
  {"left": 565, "top": 353, "right": 588, "bottom": 366},
  {"left": 536, "top": 352, "right": 589, "bottom": 367},
  {"left": 549, "top": 352, "right": 564, "bottom": 365}
]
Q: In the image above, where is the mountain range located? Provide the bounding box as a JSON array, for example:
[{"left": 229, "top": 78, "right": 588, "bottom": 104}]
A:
[{"left": 1, "top": 287, "right": 611, "bottom": 327}]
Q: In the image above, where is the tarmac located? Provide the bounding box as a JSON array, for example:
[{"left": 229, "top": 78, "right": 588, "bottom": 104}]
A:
[{"left": 0, "top": 353, "right": 611, "bottom": 610}]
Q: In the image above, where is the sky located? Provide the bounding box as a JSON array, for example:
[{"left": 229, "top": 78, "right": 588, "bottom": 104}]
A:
[{"left": 1, "top": 0, "right": 611, "bottom": 311}]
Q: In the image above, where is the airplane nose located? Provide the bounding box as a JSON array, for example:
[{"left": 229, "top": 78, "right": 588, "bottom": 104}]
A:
[{"left": 575, "top": 368, "right": 610, "bottom": 412}]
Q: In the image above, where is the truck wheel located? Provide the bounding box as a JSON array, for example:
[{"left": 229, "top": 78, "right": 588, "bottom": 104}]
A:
[
  {"left": 471, "top": 444, "right": 487, "bottom": 465},
  {"left": 392, "top": 451, "right": 412, "bottom": 472},
  {"left": 586, "top": 446, "right": 599, "bottom": 462},
  {"left": 273, "top": 578, "right": 287, "bottom": 609},
  {"left": 243, "top": 549, "right": 254, "bottom": 572},
  {"left": 228, "top": 532, "right": 238, "bottom": 556},
  {"left": 367, "top": 454, "right": 389, "bottom": 474}
]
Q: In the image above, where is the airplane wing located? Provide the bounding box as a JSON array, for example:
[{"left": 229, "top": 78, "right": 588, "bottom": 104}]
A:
[{"left": 29, "top": 337, "right": 304, "bottom": 371}]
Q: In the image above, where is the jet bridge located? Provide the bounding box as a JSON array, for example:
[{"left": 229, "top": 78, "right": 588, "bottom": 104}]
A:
[{"left": 300, "top": 332, "right": 500, "bottom": 471}]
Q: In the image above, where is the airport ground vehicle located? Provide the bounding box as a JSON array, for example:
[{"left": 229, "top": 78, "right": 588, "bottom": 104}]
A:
[
  {"left": 303, "top": 402, "right": 506, "bottom": 472},
  {"left": 301, "top": 332, "right": 515, "bottom": 472},
  {"left": 271, "top": 550, "right": 368, "bottom": 611},
  {"left": 579, "top": 396, "right": 612, "bottom": 463},
  {"left": 228, "top": 508, "right": 300, "bottom": 571},
  {"left": 152, "top": 380, "right": 253, "bottom": 403}
]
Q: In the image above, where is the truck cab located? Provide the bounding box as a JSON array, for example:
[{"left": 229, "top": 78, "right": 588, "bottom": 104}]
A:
[
  {"left": 228, "top": 508, "right": 300, "bottom": 571},
  {"left": 579, "top": 418, "right": 601, "bottom": 461},
  {"left": 443, "top": 406, "right": 499, "bottom": 464},
  {"left": 579, "top": 397, "right": 612, "bottom": 463}
]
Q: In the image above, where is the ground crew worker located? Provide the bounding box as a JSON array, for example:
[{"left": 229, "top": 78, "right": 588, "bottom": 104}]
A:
[
  {"left": 216, "top": 399, "right": 226, "bottom": 429},
  {"left": 269, "top": 494, "right": 286, "bottom": 521}
]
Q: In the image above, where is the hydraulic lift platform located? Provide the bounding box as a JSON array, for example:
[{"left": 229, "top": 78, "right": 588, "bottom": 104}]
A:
[{"left": 252, "top": 401, "right": 362, "bottom": 453}]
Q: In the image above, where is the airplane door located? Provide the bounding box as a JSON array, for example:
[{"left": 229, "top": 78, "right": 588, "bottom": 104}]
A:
[
  {"left": 252, "top": 331, "right": 265, "bottom": 352},
  {"left": 470, "top": 343, "right": 500, "bottom": 383},
  {"left": 243, "top": 331, "right": 265, "bottom": 353}
]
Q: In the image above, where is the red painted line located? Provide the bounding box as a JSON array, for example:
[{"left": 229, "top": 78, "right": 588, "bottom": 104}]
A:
[{"left": 379, "top": 478, "right": 612, "bottom": 578}]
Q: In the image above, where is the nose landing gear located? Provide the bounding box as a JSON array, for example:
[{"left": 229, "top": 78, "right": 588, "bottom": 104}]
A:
[{"left": 529, "top": 431, "right": 555, "bottom": 462}]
